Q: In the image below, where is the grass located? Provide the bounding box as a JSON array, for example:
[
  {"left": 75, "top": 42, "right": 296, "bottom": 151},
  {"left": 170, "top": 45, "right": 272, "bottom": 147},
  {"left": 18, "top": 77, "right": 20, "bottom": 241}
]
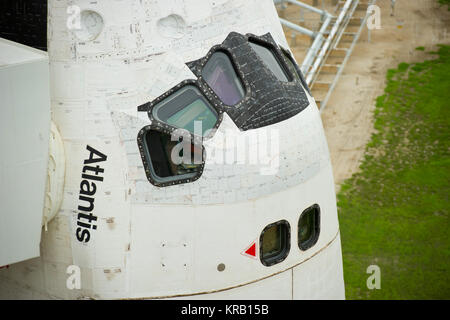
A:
[
  {"left": 439, "top": 0, "right": 450, "bottom": 10},
  {"left": 337, "top": 45, "right": 450, "bottom": 299}
]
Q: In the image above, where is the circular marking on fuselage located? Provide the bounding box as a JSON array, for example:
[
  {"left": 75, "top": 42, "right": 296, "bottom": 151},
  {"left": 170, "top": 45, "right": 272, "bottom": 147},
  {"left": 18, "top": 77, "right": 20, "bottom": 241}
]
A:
[
  {"left": 74, "top": 10, "right": 104, "bottom": 42},
  {"left": 157, "top": 14, "right": 186, "bottom": 39}
]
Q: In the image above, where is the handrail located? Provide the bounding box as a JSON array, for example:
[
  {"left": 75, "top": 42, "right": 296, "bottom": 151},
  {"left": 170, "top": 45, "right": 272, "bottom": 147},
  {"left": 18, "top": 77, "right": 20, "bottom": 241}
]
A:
[
  {"left": 274, "top": 0, "right": 332, "bottom": 43},
  {"left": 309, "top": 0, "right": 359, "bottom": 86},
  {"left": 284, "top": 0, "right": 327, "bottom": 15},
  {"left": 300, "top": 13, "right": 332, "bottom": 76},
  {"left": 319, "top": 0, "right": 378, "bottom": 112},
  {"left": 279, "top": 18, "right": 315, "bottom": 37},
  {"left": 274, "top": 0, "right": 328, "bottom": 16},
  {"left": 273, "top": 0, "right": 334, "bottom": 77},
  {"left": 274, "top": 0, "right": 378, "bottom": 112},
  {"left": 305, "top": 0, "right": 353, "bottom": 84}
]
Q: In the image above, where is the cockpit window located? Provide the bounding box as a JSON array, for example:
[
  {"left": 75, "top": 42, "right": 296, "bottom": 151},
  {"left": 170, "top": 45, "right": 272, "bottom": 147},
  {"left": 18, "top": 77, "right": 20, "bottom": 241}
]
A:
[
  {"left": 280, "top": 47, "right": 311, "bottom": 94},
  {"left": 137, "top": 32, "right": 310, "bottom": 187},
  {"left": 143, "top": 129, "right": 203, "bottom": 185},
  {"left": 281, "top": 50, "right": 301, "bottom": 82},
  {"left": 202, "top": 51, "right": 245, "bottom": 106},
  {"left": 249, "top": 41, "right": 290, "bottom": 82},
  {"left": 152, "top": 85, "right": 218, "bottom": 137}
]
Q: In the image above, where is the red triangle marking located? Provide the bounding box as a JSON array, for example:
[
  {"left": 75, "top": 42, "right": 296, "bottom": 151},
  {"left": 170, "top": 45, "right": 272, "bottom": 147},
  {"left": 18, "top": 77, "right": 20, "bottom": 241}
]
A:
[
  {"left": 245, "top": 243, "right": 256, "bottom": 257},
  {"left": 241, "top": 241, "right": 257, "bottom": 259}
]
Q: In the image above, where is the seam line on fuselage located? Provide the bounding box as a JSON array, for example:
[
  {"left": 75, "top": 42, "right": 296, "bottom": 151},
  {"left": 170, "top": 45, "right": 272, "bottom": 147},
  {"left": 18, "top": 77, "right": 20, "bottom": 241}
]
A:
[{"left": 119, "top": 229, "right": 341, "bottom": 300}]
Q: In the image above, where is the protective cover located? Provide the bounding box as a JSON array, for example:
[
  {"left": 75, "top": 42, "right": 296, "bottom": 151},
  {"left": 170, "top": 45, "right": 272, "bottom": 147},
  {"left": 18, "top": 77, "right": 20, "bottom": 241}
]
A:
[{"left": 0, "top": 38, "right": 50, "bottom": 266}]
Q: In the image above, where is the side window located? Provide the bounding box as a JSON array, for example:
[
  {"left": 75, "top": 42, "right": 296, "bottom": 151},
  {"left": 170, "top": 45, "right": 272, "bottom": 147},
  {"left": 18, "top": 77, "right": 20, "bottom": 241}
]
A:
[
  {"left": 280, "top": 48, "right": 311, "bottom": 93},
  {"left": 281, "top": 50, "right": 301, "bottom": 82},
  {"left": 152, "top": 85, "right": 218, "bottom": 137},
  {"left": 260, "top": 220, "right": 291, "bottom": 266},
  {"left": 142, "top": 129, "right": 203, "bottom": 186},
  {"left": 298, "top": 204, "right": 320, "bottom": 251},
  {"left": 249, "top": 40, "right": 290, "bottom": 82},
  {"left": 202, "top": 51, "right": 245, "bottom": 106}
]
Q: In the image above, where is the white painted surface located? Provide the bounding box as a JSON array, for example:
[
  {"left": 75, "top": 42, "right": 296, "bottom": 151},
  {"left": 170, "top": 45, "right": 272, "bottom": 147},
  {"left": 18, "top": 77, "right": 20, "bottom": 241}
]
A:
[
  {"left": 174, "top": 268, "right": 293, "bottom": 300},
  {"left": 293, "top": 234, "right": 346, "bottom": 300},
  {"left": 172, "top": 232, "right": 343, "bottom": 300},
  {"left": 0, "top": 39, "right": 51, "bottom": 266}
]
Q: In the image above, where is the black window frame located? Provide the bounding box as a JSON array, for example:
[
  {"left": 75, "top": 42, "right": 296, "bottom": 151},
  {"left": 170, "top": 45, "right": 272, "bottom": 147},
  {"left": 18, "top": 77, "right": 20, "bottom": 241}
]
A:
[
  {"left": 259, "top": 220, "right": 291, "bottom": 267},
  {"left": 298, "top": 204, "right": 321, "bottom": 251}
]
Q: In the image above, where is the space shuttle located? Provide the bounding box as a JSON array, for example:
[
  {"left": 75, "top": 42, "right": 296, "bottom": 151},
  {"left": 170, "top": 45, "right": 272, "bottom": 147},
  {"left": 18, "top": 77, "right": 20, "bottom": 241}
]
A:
[{"left": 0, "top": 0, "right": 345, "bottom": 299}]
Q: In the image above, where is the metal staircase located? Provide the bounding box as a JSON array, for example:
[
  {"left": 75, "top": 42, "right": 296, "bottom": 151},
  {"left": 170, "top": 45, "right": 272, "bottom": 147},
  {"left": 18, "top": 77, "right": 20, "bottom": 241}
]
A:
[{"left": 275, "top": 0, "right": 377, "bottom": 112}]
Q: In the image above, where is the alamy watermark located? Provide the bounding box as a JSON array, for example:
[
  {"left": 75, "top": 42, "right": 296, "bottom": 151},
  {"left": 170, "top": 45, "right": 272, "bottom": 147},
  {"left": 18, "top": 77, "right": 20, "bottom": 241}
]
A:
[
  {"left": 367, "top": 5, "right": 382, "bottom": 30},
  {"left": 66, "top": 265, "right": 81, "bottom": 290},
  {"left": 66, "top": 5, "right": 81, "bottom": 30},
  {"left": 366, "top": 265, "right": 381, "bottom": 290},
  {"left": 168, "top": 121, "right": 280, "bottom": 176}
]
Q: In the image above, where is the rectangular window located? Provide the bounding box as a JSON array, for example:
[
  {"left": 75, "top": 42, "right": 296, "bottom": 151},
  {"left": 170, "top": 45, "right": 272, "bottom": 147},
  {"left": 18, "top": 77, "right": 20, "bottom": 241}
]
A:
[
  {"left": 202, "top": 51, "right": 245, "bottom": 106},
  {"left": 143, "top": 129, "right": 203, "bottom": 185},
  {"left": 280, "top": 47, "right": 311, "bottom": 93},
  {"left": 262, "top": 225, "right": 282, "bottom": 259},
  {"left": 152, "top": 85, "right": 218, "bottom": 136},
  {"left": 249, "top": 41, "right": 290, "bottom": 82},
  {"left": 260, "top": 220, "right": 290, "bottom": 266},
  {"left": 298, "top": 204, "right": 320, "bottom": 251}
]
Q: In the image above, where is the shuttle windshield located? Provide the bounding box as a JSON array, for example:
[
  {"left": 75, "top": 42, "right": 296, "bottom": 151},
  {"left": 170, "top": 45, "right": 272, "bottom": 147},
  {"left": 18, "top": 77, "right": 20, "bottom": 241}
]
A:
[
  {"left": 153, "top": 86, "right": 218, "bottom": 137},
  {"left": 202, "top": 51, "right": 245, "bottom": 106}
]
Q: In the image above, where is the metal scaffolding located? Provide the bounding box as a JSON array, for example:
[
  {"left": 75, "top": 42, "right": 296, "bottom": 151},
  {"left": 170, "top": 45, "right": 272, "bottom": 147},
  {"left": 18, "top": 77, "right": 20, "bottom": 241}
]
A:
[{"left": 274, "top": 0, "right": 377, "bottom": 111}]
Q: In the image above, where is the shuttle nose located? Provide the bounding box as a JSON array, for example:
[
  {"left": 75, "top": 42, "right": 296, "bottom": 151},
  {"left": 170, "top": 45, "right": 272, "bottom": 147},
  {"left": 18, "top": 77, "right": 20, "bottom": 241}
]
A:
[{"left": 5, "top": 0, "right": 343, "bottom": 300}]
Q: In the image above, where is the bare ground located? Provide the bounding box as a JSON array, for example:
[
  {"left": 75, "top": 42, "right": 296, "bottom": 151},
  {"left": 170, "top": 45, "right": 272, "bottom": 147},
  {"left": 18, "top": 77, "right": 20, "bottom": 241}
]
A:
[{"left": 282, "top": 0, "right": 450, "bottom": 190}]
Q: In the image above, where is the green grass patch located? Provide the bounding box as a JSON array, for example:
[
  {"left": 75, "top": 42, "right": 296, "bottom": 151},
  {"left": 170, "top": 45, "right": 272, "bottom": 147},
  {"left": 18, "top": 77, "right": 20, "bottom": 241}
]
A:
[
  {"left": 338, "top": 45, "right": 450, "bottom": 299},
  {"left": 438, "top": 0, "right": 450, "bottom": 10}
]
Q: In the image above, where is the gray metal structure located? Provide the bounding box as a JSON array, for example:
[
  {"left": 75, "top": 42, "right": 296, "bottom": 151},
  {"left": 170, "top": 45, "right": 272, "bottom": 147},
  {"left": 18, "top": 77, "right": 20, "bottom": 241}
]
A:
[{"left": 274, "top": 0, "right": 377, "bottom": 111}]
